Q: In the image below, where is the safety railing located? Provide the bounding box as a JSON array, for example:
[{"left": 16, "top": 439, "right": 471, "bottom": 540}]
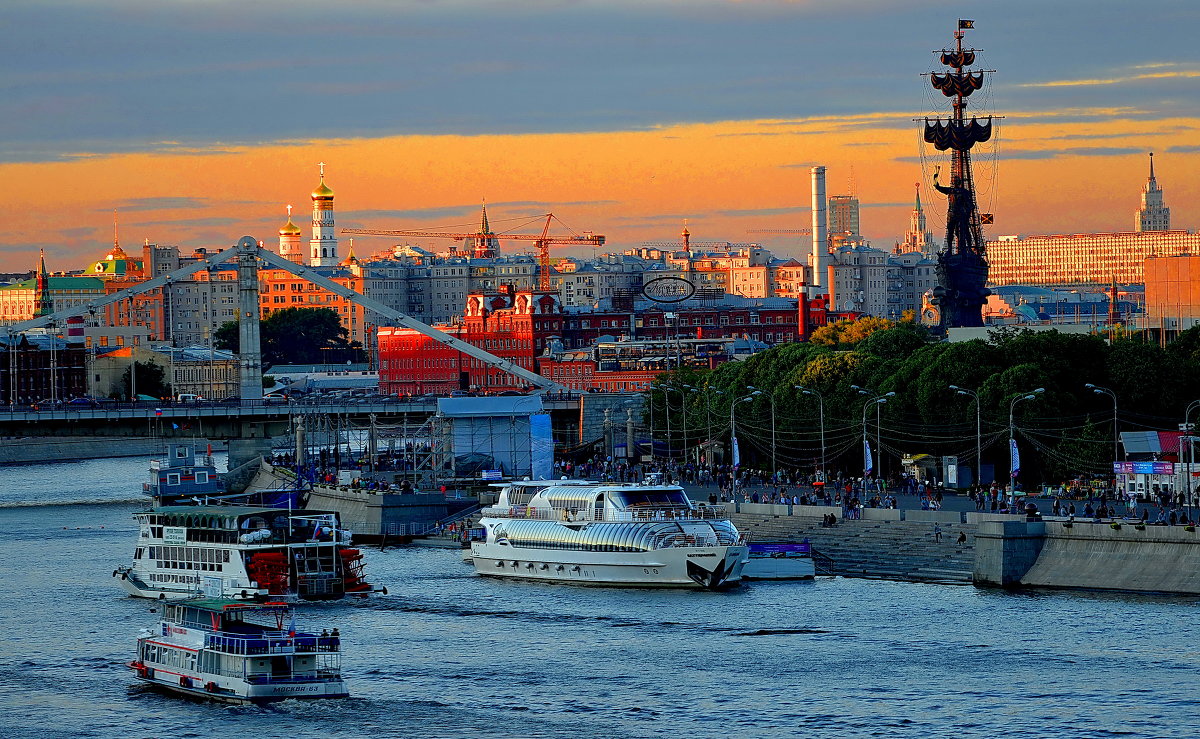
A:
[
  {"left": 204, "top": 632, "right": 341, "bottom": 655},
  {"left": 480, "top": 505, "right": 730, "bottom": 523}
]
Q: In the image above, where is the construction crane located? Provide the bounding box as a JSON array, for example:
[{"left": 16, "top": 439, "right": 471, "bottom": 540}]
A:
[{"left": 342, "top": 211, "right": 605, "bottom": 291}]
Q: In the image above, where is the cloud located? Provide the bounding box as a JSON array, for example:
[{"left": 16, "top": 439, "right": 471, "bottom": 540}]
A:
[
  {"left": 716, "top": 206, "right": 808, "bottom": 218},
  {"left": 110, "top": 197, "right": 210, "bottom": 212},
  {"left": 895, "top": 145, "right": 1142, "bottom": 163},
  {"left": 128, "top": 217, "right": 241, "bottom": 228},
  {"left": 1166, "top": 145, "right": 1200, "bottom": 153},
  {"left": 1018, "top": 68, "right": 1200, "bottom": 89}
]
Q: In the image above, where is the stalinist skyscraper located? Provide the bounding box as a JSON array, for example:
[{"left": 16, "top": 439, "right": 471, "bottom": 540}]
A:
[{"left": 1135, "top": 152, "right": 1171, "bottom": 232}]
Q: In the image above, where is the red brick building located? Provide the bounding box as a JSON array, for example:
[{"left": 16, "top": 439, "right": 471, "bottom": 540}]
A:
[{"left": 377, "top": 286, "right": 811, "bottom": 394}]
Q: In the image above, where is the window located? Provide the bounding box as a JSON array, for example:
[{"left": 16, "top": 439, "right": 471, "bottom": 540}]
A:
[
  {"left": 166, "top": 474, "right": 180, "bottom": 486},
  {"left": 195, "top": 472, "right": 209, "bottom": 484}
]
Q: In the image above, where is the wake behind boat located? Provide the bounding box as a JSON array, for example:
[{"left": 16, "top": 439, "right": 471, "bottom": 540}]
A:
[{"left": 470, "top": 477, "right": 748, "bottom": 588}]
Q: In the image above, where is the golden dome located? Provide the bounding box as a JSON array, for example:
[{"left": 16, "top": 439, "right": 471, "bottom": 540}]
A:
[
  {"left": 279, "top": 216, "right": 302, "bottom": 236},
  {"left": 311, "top": 177, "right": 334, "bottom": 200}
]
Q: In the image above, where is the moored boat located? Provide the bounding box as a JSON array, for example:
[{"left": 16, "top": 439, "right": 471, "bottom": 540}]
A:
[
  {"left": 742, "top": 541, "right": 817, "bottom": 580},
  {"left": 129, "top": 598, "right": 348, "bottom": 704},
  {"left": 470, "top": 478, "right": 748, "bottom": 588}
]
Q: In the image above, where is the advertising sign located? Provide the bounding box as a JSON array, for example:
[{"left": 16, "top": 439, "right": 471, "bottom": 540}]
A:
[
  {"left": 163, "top": 526, "right": 187, "bottom": 546},
  {"left": 641, "top": 277, "right": 696, "bottom": 303}
]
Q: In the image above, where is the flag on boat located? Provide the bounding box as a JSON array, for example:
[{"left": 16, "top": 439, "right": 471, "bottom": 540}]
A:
[
  {"left": 172, "top": 423, "right": 179, "bottom": 430},
  {"left": 864, "top": 439, "right": 874, "bottom": 476},
  {"left": 1010, "top": 438, "right": 1020, "bottom": 479},
  {"left": 958, "top": 19, "right": 974, "bottom": 29}
]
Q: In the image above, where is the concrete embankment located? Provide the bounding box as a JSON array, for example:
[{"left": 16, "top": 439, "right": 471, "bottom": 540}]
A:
[
  {"left": 729, "top": 503, "right": 1002, "bottom": 584},
  {"left": 974, "top": 520, "right": 1200, "bottom": 595},
  {"left": 0, "top": 436, "right": 225, "bottom": 464}
]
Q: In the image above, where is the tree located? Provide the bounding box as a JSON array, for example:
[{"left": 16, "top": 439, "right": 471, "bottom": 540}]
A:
[
  {"left": 810, "top": 316, "right": 896, "bottom": 347},
  {"left": 119, "top": 360, "right": 172, "bottom": 400},
  {"left": 213, "top": 308, "right": 364, "bottom": 367}
]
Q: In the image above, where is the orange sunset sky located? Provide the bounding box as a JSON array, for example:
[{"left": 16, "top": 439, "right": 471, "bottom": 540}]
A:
[{"left": 5, "top": 2, "right": 1198, "bottom": 272}]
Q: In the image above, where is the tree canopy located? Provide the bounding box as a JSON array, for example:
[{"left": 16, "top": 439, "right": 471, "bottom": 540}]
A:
[
  {"left": 647, "top": 318, "right": 1200, "bottom": 486},
  {"left": 214, "top": 307, "right": 364, "bottom": 367}
]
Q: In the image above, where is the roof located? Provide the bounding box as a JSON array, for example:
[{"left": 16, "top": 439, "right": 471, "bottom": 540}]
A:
[
  {"left": 437, "top": 396, "right": 545, "bottom": 417},
  {"left": 176, "top": 598, "right": 289, "bottom": 613},
  {"left": 0, "top": 276, "right": 106, "bottom": 291}
]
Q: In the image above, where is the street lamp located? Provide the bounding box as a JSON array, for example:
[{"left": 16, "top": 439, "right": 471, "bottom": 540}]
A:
[
  {"left": 854, "top": 385, "right": 896, "bottom": 478},
  {"left": 747, "top": 385, "right": 778, "bottom": 480},
  {"left": 1085, "top": 383, "right": 1119, "bottom": 464},
  {"left": 862, "top": 396, "right": 888, "bottom": 482},
  {"left": 950, "top": 384, "right": 982, "bottom": 485},
  {"left": 797, "top": 385, "right": 825, "bottom": 481},
  {"left": 703, "top": 388, "right": 724, "bottom": 470},
  {"left": 1008, "top": 388, "right": 1045, "bottom": 492},
  {"left": 1181, "top": 399, "right": 1200, "bottom": 515},
  {"left": 730, "top": 391, "right": 760, "bottom": 468}
]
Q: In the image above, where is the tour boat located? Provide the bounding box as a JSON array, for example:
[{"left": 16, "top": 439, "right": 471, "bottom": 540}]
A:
[
  {"left": 129, "top": 598, "right": 348, "bottom": 704},
  {"left": 144, "top": 444, "right": 226, "bottom": 506},
  {"left": 113, "top": 504, "right": 376, "bottom": 601},
  {"left": 741, "top": 542, "right": 817, "bottom": 580},
  {"left": 470, "top": 477, "right": 748, "bottom": 588}
]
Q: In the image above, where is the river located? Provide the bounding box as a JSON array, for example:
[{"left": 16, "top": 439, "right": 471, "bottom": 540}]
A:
[{"left": 0, "top": 456, "right": 1195, "bottom": 738}]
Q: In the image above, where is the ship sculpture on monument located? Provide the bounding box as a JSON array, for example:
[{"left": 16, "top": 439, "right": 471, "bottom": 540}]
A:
[{"left": 922, "top": 19, "right": 997, "bottom": 329}]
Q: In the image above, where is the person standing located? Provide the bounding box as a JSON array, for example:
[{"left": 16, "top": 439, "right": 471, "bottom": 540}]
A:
[{"left": 933, "top": 524, "right": 943, "bottom": 544}]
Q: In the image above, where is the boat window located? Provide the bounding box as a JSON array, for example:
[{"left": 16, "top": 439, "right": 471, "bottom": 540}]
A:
[
  {"left": 175, "top": 447, "right": 188, "bottom": 458},
  {"left": 196, "top": 472, "right": 209, "bottom": 484},
  {"left": 610, "top": 489, "right": 691, "bottom": 508},
  {"left": 167, "top": 474, "right": 181, "bottom": 486}
]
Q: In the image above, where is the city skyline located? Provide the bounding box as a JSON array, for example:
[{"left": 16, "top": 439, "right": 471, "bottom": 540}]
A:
[{"left": 5, "top": 1, "right": 1198, "bottom": 272}]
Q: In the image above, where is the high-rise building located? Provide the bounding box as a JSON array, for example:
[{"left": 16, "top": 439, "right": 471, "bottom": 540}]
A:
[
  {"left": 829, "top": 194, "right": 861, "bottom": 247},
  {"left": 1135, "top": 152, "right": 1170, "bottom": 232},
  {"left": 896, "top": 183, "right": 938, "bottom": 256},
  {"left": 988, "top": 157, "right": 1192, "bottom": 287}
]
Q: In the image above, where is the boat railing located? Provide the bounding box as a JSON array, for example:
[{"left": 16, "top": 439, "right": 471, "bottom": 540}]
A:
[
  {"left": 204, "top": 632, "right": 341, "bottom": 656},
  {"left": 480, "top": 505, "right": 730, "bottom": 523},
  {"left": 650, "top": 531, "right": 747, "bottom": 548}
]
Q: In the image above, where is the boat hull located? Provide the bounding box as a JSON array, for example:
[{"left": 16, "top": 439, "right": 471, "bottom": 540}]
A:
[
  {"left": 134, "top": 674, "right": 348, "bottom": 704},
  {"left": 470, "top": 542, "right": 748, "bottom": 588},
  {"left": 742, "top": 555, "right": 817, "bottom": 580}
]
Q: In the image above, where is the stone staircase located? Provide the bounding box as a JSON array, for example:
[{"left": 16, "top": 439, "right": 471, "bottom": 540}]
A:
[{"left": 731, "top": 513, "right": 978, "bottom": 584}]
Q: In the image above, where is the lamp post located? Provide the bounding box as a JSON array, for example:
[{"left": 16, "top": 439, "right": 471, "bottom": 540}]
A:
[
  {"left": 1008, "top": 388, "right": 1045, "bottom": 493},
  {"left": 862, "top": 396, "right": 888, "bottom": 483},
  {"left": 704, "top": 388, "right": 724, "bottom": 470},
  {"left": 797, "top": 385, "right": 825, "bottom": 481},
  {"left": 853, "top": 385, "right": 896, "bottom": 479},
  {"left": 730, "top": 391, "right": 760, "bottom": 469},
  {"left": 1085, "top": 383, "right": 1119, "bottom": 464},
  {"left": 679, "top": 384, "right": 694, "bottom": 465},
  {"left": 1182, "top": 399, "right": 1200, "bottom": 516},
  {"left": 747, "top": 385, "right": 777, "bottom": 480},
  {"left": 950, "top": 384, "right": 982, "bottom": 485}
]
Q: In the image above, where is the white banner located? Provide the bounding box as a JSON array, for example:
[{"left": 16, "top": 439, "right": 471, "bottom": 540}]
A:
[
  {"left": 1010, "top": 438, "right": 1020, "bottom": 479},
  {"left": 864, "top": 438, "right": 873, "bottom": 476}
]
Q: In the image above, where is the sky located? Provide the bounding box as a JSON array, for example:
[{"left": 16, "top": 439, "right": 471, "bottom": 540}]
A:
[{"left": 4, "top": 0, "right": 1199, "bottom": 272}]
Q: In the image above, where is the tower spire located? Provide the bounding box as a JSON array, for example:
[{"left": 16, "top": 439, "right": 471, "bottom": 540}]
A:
[
  {"left": 480, "top": 202, "right": 491, "bottom": 234},
  {"left": 113, "top": 209, "right": 120, "bottom": 250},
  {"left": 1149, "top": 151, "right": 1155, "bottom": 180}
]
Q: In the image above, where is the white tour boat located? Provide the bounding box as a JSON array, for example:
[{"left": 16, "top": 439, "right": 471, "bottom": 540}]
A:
[
  {"left": 113, "top": 504, "right": 376, "bottom": 601},
  {"left": 130, "top": 598, "right": 348, "bottom": 703},
  {"left": 470, "top": 478, "right": 749, "bottom": 588},
  {"left": 741, "top": 542, "right": 817, "bottom": 580}
]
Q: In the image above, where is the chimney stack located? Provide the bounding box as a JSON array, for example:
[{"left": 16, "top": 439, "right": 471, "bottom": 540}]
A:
[{"left": 811, "top": 166, "right": 829, "bottom": 292}]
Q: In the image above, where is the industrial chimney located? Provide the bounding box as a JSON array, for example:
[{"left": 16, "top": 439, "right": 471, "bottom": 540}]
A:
[{"left": 810, "top": 166, "right": 829, "bottom": 291}]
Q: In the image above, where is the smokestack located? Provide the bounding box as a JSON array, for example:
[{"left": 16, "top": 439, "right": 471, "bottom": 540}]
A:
[{"left": 811, "top": 166, "right": 828, "bottom": 291}]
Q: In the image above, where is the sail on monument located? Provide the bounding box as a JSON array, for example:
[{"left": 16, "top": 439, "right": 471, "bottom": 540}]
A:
[{"left": 923, "top": 19, "right": 996, "bottom": 329}]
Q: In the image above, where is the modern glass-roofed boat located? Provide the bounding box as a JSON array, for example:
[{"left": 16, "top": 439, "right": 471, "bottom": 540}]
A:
[
  {"left": 129, "top": 599, "right": 348, "bottom": 703},
  {"left": 470, "top": 477, "right": 748, "bottom": 588},
  {"left": 113, "top": 505, "right": 375, "bottom": 601}
]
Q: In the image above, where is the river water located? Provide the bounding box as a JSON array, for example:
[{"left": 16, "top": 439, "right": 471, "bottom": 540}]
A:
[{"left": 0, "top": 456, "right": 1196, "bottom": 739}]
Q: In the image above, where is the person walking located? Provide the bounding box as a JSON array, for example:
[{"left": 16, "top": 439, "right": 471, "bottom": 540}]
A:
[{"left": 933, "top": 523, "right": 943, "bottom": 544}]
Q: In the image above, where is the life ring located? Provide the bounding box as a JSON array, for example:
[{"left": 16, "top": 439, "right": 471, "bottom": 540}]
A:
[
  {"left": 180, "top": 676, "right": 193, "bottom": 689},
  {"left": 204, "top": 681, "right": 218, "bottom": 693}
]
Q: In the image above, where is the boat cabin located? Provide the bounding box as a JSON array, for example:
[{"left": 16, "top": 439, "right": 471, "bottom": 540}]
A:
[
  {"left": 145, "top": 444, "right": 225, "bottom": 501},
  {"left": 136, "top": 506, "right": 344, "bottom": 546}
]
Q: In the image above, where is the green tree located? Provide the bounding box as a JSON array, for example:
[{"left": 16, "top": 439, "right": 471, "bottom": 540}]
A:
[
  {"left": 119, "top": 360, "right": 172, "bottom": 400},
  {"left": 213, "top": 308, "right": 364, "bottom": 367}
]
